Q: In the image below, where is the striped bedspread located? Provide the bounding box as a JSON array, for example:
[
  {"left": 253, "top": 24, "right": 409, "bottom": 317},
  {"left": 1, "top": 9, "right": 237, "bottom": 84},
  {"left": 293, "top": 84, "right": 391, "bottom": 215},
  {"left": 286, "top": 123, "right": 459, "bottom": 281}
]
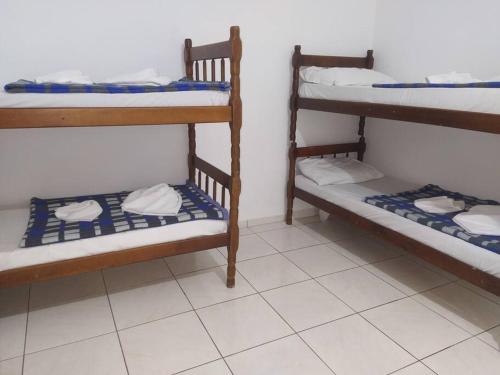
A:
[
  {"left": 373, "top": 82, "right": 500, "bottom": 89},
  {"left": 364, "top": 184, "right": 500, "bottom": 254},
  {"left": 4, "top": 79, "right": 231, "bottom": 94}
]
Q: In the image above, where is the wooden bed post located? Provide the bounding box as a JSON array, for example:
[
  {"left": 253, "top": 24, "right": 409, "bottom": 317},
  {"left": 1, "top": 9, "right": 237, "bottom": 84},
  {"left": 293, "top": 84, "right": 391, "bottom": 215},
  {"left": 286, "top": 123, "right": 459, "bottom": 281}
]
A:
[
  {"left": 227, "top": 26, "right": 242, "bottom": 288},
  {"left": 185, "top": 38, "right": 196, "bottom": 183},
  {"left": 286, "top": 45, "right": 302, "bottom": 225},
  {"left": 357, "top": 50, "right": 372, "bottom": 162}
]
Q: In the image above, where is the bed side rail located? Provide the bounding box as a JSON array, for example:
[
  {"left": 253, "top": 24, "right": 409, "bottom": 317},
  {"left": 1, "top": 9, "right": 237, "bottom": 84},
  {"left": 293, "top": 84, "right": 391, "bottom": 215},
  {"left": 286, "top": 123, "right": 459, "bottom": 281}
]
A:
[
  {"left": 295, "top": 142, "right": 365, "bottom": 159},
  {"left": 294, "top": 45, "right": 373, "bottom": 69},
  {"left": 194, "top": 156, "right": 231, "bottom": 209}
]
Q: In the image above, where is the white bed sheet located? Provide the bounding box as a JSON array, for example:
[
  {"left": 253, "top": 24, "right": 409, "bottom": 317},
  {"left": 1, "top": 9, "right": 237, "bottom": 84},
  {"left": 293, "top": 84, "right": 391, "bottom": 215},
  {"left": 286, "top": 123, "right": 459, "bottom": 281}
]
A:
[
  {"left": 295, "top": 175, "right": 500, "bottom": 277},
  {"left": 299, "top": 83, "right": 500, "bottom": 115},
  {"left": 0, "top": 208, "right": 227, "bottom": 272},
  {"left": 0, "top": 90, "right": 229, "bottom": 108}
]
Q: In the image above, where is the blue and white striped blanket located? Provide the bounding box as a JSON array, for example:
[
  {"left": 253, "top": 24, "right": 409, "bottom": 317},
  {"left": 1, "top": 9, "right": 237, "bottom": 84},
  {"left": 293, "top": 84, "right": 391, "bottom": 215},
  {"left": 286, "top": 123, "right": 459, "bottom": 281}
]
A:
[
  {"left": 364, "top": 184, "right": 500, "bottom": 254},
  {"left": 4, "top": 79, "right": 231, "bottom": 94},
  {"left": 21, "top": 183, "right": 228, "bottom": 248},
  {"left": 373, "top": 82, "right": 500, "bottom": 89}
]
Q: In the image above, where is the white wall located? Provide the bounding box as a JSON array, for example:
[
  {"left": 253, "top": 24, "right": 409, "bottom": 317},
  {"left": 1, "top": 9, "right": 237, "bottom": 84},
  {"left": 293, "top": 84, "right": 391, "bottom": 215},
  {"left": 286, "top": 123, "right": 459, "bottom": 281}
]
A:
[
  {"left": 368, "top": 0, "right": 500, "bottom": 201},
  {"left": 0, "top": 0, "right": 377, "bottom": 220}
]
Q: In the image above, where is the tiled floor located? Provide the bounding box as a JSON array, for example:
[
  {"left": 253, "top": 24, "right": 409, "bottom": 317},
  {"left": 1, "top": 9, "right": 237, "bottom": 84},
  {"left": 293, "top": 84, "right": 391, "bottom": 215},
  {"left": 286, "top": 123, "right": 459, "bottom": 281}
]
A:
[{"left": 1, "top": 217, "right": 499, "bottom": 375}]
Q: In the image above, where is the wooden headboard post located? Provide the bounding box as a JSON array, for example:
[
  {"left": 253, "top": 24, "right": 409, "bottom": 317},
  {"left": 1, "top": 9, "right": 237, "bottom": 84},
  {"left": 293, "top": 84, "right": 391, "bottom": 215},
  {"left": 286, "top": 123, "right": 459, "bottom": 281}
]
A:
[
  {"left": 286, "top": 45, "right": 302, "bottom": 225},
  {"left": 184, "top": 38, "right": 196, "bottom": 183}
]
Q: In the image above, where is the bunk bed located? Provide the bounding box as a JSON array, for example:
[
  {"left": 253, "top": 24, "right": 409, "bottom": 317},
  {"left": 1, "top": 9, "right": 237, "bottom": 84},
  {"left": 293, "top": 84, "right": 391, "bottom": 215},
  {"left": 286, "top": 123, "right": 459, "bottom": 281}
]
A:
[
  {"left": 286, "top": 45, "right": 500, "bottom": 295},
  {"left": 0, "top": 26, "right": 242, "bottom": 288}
]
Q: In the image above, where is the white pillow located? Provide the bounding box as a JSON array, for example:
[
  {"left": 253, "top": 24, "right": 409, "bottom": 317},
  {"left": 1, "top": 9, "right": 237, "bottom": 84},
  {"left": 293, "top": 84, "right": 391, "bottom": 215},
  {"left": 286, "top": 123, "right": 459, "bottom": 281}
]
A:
[
  {"left": 298, "top": 158, "right": 384, "bottom": 186},
  {"left": 300, "top": 67, "right": 396, "bottom": 86}
]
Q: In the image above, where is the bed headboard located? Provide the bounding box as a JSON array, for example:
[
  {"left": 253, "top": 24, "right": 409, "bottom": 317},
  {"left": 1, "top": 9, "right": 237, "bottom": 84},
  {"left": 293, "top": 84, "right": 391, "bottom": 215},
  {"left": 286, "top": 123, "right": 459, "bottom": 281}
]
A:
[{"left": 293, "top": 45, "right": 374, "bottom": 69}]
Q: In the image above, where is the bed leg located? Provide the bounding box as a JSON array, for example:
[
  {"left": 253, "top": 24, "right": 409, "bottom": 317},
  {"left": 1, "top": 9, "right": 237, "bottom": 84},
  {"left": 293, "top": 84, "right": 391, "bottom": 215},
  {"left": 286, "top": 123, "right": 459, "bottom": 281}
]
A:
[{"left": 226, "top": 241, "right": 238, "bottom": 288}]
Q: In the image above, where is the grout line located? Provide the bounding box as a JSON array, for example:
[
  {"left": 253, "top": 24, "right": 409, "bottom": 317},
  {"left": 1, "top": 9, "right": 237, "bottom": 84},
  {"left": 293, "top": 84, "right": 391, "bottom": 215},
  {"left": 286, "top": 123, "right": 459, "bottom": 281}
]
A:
[
  {"left": 100, "top": 271, "right": 130, "bottom": 375},
  {"left": 20, "top": 284, "right": 31, "bottom": 375},
  {"left": 171, "top": 358, "right": 228, "bottom": 375}
]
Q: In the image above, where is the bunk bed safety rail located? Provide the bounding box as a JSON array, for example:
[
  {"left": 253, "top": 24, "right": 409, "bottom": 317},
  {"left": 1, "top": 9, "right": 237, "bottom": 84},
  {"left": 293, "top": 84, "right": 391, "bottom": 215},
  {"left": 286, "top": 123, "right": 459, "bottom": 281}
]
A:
[
  {"left": 295, "top": 142, "right": 365, "bottom": 160},
  {"left": 194, "top": 156, "right": 231, "bottom": 209},
  {"left": 295, "top": 45, "right": 374, "bottom": 69}
]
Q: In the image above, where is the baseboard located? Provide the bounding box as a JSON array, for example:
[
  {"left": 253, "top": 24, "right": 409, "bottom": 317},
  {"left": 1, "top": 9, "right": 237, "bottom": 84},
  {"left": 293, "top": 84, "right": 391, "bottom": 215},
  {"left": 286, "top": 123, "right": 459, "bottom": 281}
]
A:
[{"left": 241, "top": 207, "right": 318, "bottom": 228}]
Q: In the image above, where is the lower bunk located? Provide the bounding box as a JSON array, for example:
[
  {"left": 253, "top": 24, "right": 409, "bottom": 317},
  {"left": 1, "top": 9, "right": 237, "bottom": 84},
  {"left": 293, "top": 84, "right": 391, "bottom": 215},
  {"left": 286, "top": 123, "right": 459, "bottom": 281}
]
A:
[{"left": 291, "top": 172, "right": 500, "bottom": 296}]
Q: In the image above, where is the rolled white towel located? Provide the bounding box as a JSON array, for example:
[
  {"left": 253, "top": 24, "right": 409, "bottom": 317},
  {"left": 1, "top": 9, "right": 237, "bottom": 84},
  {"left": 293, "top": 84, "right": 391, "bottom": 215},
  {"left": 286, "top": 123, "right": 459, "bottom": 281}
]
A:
[
  {"left": 426, "top": 72, "right": 481, "bottom": 84},
  {"left": 414, "top": 196, "right": 465, "bottom": 214},
  {"left": 55, "top": 200, "right": 103, "bottom": 222},
  {"left": 101, "top": 68, "right": 172, "bottom": 86},
  {"left": 122, "top": 183, "right": 182, "bottom": 216},
  {"left": 35, "top": 70, "right": 93, "bottom": 84},
  {"left": 453, "top": 205, "right": 500, "bottom": 236}
]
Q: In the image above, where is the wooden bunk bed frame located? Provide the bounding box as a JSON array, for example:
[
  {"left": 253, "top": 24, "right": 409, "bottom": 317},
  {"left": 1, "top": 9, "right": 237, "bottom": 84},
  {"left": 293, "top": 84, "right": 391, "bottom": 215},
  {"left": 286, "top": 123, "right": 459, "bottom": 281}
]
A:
[
  {"left": 286, "top": 45, "right": 500, "bottom": 295},
  {"left": 0, "top": 26, "right": 242, "bottom": 288}
]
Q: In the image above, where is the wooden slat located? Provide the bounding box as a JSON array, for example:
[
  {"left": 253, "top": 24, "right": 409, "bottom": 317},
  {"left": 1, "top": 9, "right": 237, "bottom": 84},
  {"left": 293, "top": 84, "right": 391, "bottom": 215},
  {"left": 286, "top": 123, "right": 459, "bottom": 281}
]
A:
[
  {"left": 221, "top": 188, "right": 226, "bottom": 208},
  {"left": 0, "top": 107, "right": 232, "bottom": 129},
  {"left": 194, "top": 156, "right": 230, "bottom": 188},
  {"left": 195, "top": 61, "right": 200, "bottom": 80},
  {"left": 191, "top": 40, "right": 232, "bottom": 60},
  {"left": 297, "top": 98, "right": 500, "bottom": 134},
  {"left": 205, "top": 175, "right": 210, "bottom": 193},
  {"left": 294, "top": 188, "right": 500, "bottom": 295},
  {"left": 203, "top": 60, "right": 207, "bottom": 81},
  {"left": 221, "top": 59, "right": 226, "bottom": 81},
  {"left": 0, "top": 234, "right": 229, "bottom": 287},
  {"left": 197, "top": 170, "right": 202, "bottom": 189},
  {"left": 213, "top": 180, "right": 217, "bottom": 201},
  {"left": 295, "top": 142, "right": 363, "bottom": 157},
  {"left": 211, "top": 59, "right": 216, "bottom": 81}
]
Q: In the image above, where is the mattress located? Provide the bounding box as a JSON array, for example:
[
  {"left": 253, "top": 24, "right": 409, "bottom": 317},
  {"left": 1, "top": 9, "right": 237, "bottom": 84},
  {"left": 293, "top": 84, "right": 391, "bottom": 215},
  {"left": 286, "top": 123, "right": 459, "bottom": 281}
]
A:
[
  {"left": 0, "top": 90, "right": 229, "bottom": 108},
  {"left": 0, "top": 208, "right": 227, "bottom": 272},
  {"left": 299, "top": 83, "right": 500, "bottom": 115},
  {"left": 295, "top": 175, "right": 500, "bottom": 277}
]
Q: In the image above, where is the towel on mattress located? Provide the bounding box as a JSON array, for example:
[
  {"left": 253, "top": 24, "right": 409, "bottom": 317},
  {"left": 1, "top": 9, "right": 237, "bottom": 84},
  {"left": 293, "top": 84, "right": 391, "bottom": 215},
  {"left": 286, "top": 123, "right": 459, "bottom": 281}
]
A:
[
  {"left": 364, "top": 184, "right": 500, "bottom": 254},
  {"left": 4, "top": 79, "right": 230, "bottom": 94},
  {"left": 20, "top": 182, "right": 228, "bottom": 248}
]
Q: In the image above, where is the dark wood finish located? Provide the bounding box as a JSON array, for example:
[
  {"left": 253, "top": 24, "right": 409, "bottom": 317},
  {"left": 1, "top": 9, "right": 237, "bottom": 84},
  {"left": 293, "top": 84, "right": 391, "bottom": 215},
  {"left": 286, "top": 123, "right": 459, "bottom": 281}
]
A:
[
  {"left": 0, "top": 234, "right": 228, "bottom": 287},
  {"left": 294, "top": 188, "right": 500, "bottom": 295},
  {"left": 286, "top": 45, "right": 500, "bottom": 295},
  {"left": 0, "top": 26, "right": 242, "bottom": 289}
]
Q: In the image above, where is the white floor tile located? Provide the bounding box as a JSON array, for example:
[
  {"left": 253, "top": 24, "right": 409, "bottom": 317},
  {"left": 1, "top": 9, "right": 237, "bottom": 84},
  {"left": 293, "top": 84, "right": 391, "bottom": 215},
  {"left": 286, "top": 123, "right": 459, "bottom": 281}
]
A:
[
  {"left": 176, "top": 360, "right": 232, "bottom": 375},
  {"left": 318, "top": 267, "right": 406, "bottom": 312},
  {"left": 120, "top": 311, "right": 220, "bottom": 375},
  {"left": 298, "top": 219, "right": 359, "bottom": 244},
  {"left": 0, "top": 286, "right": 29, "bottom": 361},
  {"left": 223, "top": 234, "right": 277, "bottom": 262},
  {"left": 258, "top": 227, "right": 321, "bottom": 252},
  {"left": 249, "top": 221, "right": 289, "bottom": 234},
  {"left": 165, "top": 249, "right": 227, "bottom": 276},
  {"left": 392, "top": 362, "right": 435, "bottom": 375},
  {"left": 26, "top": 294, "right": 115, "bottom": 353},
  {"left": 262, "top": 280, "right": 353, "bottom": 331},
  {"left": 0, "top": 357, "right": 22, "bottom": 375},
  {"left": 237, "top": 254, "right": 310, "bottom": 292},
  {"left": 284, "top": 244, "right": 357, "bottom": 277},
  {"left": 197, "top": 295, "right": 292, "bottom": 356},
  {"left": 103, "top": 259, "right": 171, "bottom": 291},
  {"left": 413, "top": 283, "right": 500, "bottom": 335},
  {"left": 362, "top": 298, "right": 470, "bottom": 359},
  {"left": 423, "top": 338, "right": 500, "bottom": 375},
  {"left": 478, "top": 325, "right": 500, "bottom": 351},
  {"left": 457, "top": 279, "right": 500, "bottom": 305},
  {"left": 226, "top": 335, "right": 333, "bottom": 375},
  {"left": 24, "top": 333, "right": 127, "bottom": 375},
  {"left": 177, "top": 266, "right": 255, "bottom": 308},
  {"left": 239, "top": 227, "right": 254, "bottom": 236},
  {"left": 300, "top": 315, "right": 414, "bottom": 375},
  {"left": 364, "top": 257, "right": 449, "bottom": 295},
  {"left": 108, "top": 278, "right": 192, "bottom": 329},
  {"left": 332, "top": 235, "right": 403, "bottom": 266}
]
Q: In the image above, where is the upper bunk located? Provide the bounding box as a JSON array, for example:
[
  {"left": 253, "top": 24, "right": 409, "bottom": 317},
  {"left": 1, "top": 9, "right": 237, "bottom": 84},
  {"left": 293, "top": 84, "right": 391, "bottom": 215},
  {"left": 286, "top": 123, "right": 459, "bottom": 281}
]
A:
[
  {"left": 0, "top": 26, "right": 242, "bottom": 129},
  {"left": 292, "top": 46, "right": 500, "bottom": 135}
]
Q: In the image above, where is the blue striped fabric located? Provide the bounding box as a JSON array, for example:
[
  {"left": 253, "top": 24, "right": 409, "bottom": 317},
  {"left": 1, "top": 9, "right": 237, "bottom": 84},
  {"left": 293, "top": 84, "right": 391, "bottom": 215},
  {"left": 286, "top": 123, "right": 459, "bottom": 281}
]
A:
[
  {"left": 4, "top": 79, "right": 231, "bottom": 94},
  {"left": 373, "top": 82, "right": 500, "bottom": 89}
]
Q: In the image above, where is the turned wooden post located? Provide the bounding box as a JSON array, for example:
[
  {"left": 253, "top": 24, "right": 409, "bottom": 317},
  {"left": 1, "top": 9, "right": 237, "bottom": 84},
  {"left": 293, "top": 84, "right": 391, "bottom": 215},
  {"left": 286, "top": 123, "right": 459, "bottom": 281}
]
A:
[
  {"left": 358, "top": 116, "right": 366, "bottom": 161},
  {"left": 185, "top": 38, "right": 196, "bottom": 182},
  {"left": 286, "top": 45, "right": 301, "bottom": 225},
  {"left": 226, "top": 26, "right": 242, "bottom": 288}
]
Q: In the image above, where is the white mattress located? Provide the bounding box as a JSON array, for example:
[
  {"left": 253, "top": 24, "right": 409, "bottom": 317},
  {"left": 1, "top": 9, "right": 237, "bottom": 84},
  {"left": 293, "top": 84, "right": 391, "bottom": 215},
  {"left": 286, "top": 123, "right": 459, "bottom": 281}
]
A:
[
  {"left": 299, "top": 83, "right": 500, "bottom": 115},
  {"left": 0, "top": 90, "right": 229, "bottom": 108},
  {"left": 295, "top": 175, "right": 500, "bottom": 277},
  {"left": 0, "top": 208, "right": 227, "bottom": 272}
]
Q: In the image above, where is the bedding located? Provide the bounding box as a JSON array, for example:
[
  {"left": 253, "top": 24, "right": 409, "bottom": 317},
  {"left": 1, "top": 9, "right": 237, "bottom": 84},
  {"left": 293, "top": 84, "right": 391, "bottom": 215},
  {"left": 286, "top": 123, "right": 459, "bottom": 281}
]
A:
[
  {"left": 21, "top": 182, "right": 227, "bottom": 248},
  {"left": 373, "top": 82, "right": 500, "bottom": 89},
  {"left": 295, "top": 175, "right": 500, "bottom": 277},
  {"left": 299, "top": 83, "right": 500, "bottom": 115},
  {"left": 300, "top": 67, "right": 396, "bottom": 86},
  {"left": 364, "top": 184, "right": 500, "bottom": 254},
  {"left": 4, "top": 79, "right": 230, "bottom": 94}
]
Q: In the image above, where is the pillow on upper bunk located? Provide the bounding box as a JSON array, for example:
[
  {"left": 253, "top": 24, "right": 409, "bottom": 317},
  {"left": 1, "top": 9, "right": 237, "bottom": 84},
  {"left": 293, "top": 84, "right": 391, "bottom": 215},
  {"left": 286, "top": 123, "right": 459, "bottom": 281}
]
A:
[
  {"left": 297, "top": 157, "right": 384, "bottom": 186},
  {"left": 300, "top": 67, "right": 396, "bottom": 86}
]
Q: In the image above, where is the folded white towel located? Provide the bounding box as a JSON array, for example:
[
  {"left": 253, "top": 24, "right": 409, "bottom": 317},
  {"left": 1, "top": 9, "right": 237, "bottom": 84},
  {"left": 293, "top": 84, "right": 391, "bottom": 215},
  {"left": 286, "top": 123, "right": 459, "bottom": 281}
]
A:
[
  {"left": 101, "top": 68, "right": 172, "bottom": 86},
  {"left": 453, "top": 205, "right": 500, "bottom": 236},
  {"left": 122, "top": 183, "right": 182, "bottom": 216},
  {"left": 35, "top": 70, "right": 93, "bottom": 84},
  {"left": 414, "top": 196, "right": 465, "bottom": 214},
  {"left": 55, "top": 200, "right": 103, "bottom": 222},
  {"left": 426, "top": 72, "right": 481, "bottom": 84}
]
